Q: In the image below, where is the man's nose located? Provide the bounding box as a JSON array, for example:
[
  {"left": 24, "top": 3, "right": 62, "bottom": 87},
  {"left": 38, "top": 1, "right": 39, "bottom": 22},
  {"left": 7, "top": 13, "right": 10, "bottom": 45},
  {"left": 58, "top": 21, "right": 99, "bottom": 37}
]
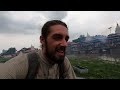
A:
[{"left": 61, "top": 39, "right": 68, "bottom": 47}]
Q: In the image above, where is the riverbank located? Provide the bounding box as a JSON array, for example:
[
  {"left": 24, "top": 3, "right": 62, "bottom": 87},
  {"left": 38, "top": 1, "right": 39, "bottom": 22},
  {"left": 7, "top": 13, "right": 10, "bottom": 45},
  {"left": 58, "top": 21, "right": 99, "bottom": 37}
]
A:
[{"left": 69, "top": 57, "right": 120, "bottom": 79}]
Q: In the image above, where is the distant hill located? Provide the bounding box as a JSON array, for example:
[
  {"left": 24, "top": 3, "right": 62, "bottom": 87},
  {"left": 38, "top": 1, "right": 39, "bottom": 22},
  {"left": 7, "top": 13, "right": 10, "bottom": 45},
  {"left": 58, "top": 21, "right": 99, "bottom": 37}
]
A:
[{"left": 1, "top": 47, "right": 16, "bottom": 56}]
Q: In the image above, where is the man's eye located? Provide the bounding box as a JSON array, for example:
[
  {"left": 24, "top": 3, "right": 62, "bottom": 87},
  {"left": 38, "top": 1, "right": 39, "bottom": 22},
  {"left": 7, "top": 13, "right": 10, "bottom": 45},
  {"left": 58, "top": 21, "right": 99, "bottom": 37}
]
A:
[
  {"left": 65, "top": 36, "right": 69, "bottom": 42},
  {"left": 65, "top": 38, "right": 69, "bottom": 42},
  {"left": 54, "top": 36, "right": 62, "bottom": 40}
]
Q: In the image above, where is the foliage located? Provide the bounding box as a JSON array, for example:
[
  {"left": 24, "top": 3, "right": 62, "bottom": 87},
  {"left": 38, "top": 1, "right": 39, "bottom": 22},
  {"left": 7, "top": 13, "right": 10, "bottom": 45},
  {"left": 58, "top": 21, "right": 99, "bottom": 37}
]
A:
[
  {"left": 73, "top": 35, "right": 86, "bottom": 43},
  {"left": 69, "top": 57, "right": 120, "bottom": 79},
  {"left": 0, "top": 57, "right": 11, "bottom": 63},
  {"left": 1, "top": 47, "right": 16, "bottom": 55}
]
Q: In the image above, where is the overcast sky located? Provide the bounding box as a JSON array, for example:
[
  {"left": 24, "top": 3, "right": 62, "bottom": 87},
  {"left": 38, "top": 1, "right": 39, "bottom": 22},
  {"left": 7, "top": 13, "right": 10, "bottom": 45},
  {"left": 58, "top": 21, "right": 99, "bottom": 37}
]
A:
[{"left": 0, "top": 11, "right": 120, "bottom": 53}]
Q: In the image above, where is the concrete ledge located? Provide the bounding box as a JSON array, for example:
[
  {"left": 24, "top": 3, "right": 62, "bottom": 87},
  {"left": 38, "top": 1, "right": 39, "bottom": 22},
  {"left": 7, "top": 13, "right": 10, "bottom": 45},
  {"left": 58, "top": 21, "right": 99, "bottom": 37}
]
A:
[{"left": 73, "top": 65, "right": 88, "bottom": 74}]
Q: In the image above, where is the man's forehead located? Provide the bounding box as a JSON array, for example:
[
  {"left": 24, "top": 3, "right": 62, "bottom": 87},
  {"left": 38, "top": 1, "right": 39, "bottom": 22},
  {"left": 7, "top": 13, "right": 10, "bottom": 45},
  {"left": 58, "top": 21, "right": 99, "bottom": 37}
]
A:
[
  {"left": 50, "top": 25, "right": 68, "bottom": 31},
  {"left": 50, "top": 31, "right": 69, "bottom": 36},
  {"left": 49, "top": 25, "right": 69, "bottom": 36}
]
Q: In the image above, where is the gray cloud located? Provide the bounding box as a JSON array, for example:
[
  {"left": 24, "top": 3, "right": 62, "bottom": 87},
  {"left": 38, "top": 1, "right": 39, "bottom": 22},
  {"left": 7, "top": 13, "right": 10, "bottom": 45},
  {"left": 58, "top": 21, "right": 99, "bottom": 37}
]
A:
[
  {"left": 37, "top": 11, "right": 68, "bottom": 20},
  {"left": 0, "top": 11, "right": 38, "bottom": 34},
  {"left": 36, "top": 11, "right": 68, "bottom": 34},
  {"left": 67, "top": 11, "right": 120, "bottom": 39},
  {"left": 0, "top": 12, "right": 12, "bottom": 32},
  {"left": 1, "top": 11, "right": 120, "bottom": 37},
  {"left": 0, "top": 11, "right": 68, "bottom": 35}
]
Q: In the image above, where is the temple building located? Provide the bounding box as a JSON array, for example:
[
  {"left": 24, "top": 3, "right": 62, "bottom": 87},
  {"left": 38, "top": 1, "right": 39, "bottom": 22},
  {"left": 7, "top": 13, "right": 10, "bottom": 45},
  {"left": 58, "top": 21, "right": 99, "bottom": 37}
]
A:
[{"left": 115, "top": 23, "right": 120, "bottom": 34}]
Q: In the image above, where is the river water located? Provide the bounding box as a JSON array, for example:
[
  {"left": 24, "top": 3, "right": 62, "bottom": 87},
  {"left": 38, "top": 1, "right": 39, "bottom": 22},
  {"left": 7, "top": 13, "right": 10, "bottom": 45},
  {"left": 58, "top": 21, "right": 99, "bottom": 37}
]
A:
[{"left": 98, "top": 55, "right": 120, "bottom": 62}]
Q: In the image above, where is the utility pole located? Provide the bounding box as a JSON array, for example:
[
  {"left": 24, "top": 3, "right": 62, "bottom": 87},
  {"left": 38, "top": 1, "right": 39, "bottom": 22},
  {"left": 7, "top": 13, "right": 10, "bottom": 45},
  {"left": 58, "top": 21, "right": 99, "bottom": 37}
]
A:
[{"left": 108, "top": 27, "right": 112, "bottom": 34}]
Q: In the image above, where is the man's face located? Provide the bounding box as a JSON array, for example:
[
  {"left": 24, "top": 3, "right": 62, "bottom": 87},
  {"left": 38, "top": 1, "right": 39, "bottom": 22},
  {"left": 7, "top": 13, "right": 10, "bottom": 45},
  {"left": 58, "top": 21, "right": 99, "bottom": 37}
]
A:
[{"left": 41, "top": 25, "right": 69, "bottom": 64}]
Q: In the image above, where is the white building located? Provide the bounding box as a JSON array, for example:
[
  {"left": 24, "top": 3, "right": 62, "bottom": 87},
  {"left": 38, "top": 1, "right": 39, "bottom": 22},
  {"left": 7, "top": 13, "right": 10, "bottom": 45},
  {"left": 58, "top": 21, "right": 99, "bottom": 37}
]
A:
[{"left": 115, "top": 23, "right": 120, "bottom": 34}]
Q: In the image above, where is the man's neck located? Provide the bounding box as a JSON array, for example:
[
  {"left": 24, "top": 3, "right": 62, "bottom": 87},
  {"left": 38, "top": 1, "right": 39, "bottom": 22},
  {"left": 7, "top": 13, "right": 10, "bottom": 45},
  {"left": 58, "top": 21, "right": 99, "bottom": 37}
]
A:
[{"left": 41, "top": 49, "right": 55, "bottom": 65}]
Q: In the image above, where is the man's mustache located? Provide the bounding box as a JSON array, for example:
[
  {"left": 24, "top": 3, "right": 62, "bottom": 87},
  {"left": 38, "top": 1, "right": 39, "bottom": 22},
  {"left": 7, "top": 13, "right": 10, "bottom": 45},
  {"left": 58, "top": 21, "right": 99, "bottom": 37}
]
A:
[{"left": 56, "top": 46, "right": 66, "bottom": 52}]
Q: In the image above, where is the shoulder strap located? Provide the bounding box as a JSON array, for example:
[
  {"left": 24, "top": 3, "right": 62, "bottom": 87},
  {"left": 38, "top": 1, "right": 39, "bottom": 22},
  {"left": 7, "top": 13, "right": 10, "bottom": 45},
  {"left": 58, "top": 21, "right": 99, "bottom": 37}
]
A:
[
  {"left": 59, "top": 61, "right": 65, "bottom": 79},
  {"left": 26, "top": 51, "right": 65, "bottom": 79},
  {"left": 26, "top": 52, "right": 40, "bottom": 79}
]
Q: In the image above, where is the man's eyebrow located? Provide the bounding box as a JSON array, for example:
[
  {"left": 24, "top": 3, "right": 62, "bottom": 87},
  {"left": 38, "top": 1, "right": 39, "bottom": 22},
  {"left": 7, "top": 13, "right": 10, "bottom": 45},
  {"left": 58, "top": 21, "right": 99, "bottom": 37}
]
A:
[
  {"left": 53, "top": 33, "right": 62, "bottom": 36},
  {"left": 53, "top": 34, "right": 69, "bottom": 38},
  {"left": 52, "top": 34, "right": 62, "bottom": 37}
]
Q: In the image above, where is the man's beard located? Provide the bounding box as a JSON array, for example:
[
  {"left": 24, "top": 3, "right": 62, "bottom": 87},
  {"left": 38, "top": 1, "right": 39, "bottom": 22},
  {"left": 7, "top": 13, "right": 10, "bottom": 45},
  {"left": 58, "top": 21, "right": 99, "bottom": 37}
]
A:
[{"left": 45, "top": 41, "right": 65, "bottom": 64}]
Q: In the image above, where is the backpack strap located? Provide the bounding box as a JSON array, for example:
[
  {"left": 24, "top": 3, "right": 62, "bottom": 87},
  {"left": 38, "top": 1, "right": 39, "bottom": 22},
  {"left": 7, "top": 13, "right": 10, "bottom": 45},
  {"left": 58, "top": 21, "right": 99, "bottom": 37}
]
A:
[
  {"left": 59, "top": 61, "right": 65, "bottom": 79},
  {"left": 25, "top": 51, "right": 65, "bottom": 79},
  {"left": 26, "top": 52, "right": 40, "bottom": 79}
]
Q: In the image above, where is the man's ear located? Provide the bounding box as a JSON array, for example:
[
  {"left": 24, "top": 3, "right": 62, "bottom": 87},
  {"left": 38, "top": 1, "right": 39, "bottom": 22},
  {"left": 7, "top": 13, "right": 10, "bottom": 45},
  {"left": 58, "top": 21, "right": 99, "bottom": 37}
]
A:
[{"left": 40, "top": 36, "right": 45, "bottom": 44}]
